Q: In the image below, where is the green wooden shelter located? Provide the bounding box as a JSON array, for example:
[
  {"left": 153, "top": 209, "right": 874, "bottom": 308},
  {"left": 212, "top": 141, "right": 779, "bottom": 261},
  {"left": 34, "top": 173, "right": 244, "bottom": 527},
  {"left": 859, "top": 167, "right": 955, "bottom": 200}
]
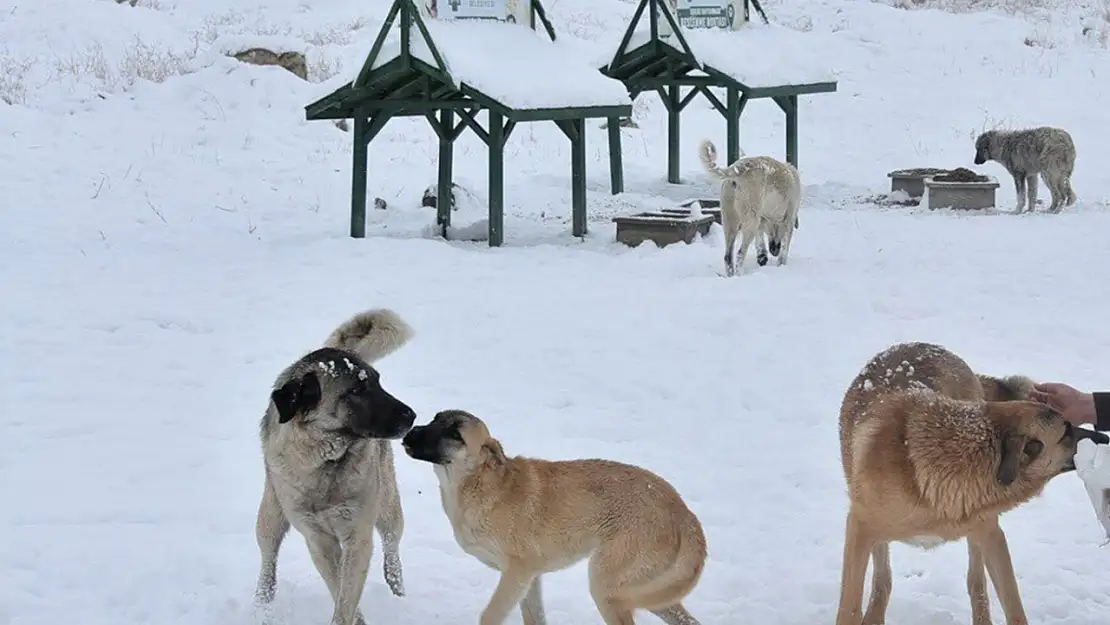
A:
[
  {"left": 306, "top": 0, "right": 633, "bottom": 247},
  {"left": 600, "top": 0, "right": 837, "bottom": 183}
]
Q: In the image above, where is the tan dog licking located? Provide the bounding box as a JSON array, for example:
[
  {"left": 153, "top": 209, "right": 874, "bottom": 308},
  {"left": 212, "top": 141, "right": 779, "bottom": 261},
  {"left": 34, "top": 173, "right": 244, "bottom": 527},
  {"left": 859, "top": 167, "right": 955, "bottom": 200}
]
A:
[
  {"left": 401, "top": 409, "right": 707, "bottom": 625},
  {"left": 835, "top": 341, "right": 1108, "bottom": 625}
]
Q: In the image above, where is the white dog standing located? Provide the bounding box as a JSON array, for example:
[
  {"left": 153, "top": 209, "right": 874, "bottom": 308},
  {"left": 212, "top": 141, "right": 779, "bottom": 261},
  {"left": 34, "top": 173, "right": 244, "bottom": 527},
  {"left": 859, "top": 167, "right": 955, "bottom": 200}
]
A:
[{"left": 698, "top": 139, "right": 801, "bottom": 277}]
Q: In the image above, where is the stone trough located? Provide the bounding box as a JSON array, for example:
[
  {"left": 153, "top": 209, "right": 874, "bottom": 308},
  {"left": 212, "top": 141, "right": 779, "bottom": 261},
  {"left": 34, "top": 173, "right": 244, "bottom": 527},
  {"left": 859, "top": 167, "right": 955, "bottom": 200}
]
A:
[
  {"left": 888, "top": 167, "right": 998, "bottom": 210},
  {"left": 924, "top": 171, "right": 1000, "bottom": 210},
  {"left": 887, "top": 168, "right": 953, "bottom": 198}
]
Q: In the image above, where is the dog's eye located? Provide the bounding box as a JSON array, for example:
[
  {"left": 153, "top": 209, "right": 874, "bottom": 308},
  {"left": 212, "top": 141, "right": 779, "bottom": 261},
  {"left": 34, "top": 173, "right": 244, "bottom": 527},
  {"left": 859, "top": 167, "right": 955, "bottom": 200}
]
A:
[
  {"left": 445, "top": 426, "right": 464, "bottom": 442},
  {"left": 1024, "top": 440, "right": 1044, "bottom": 458}
]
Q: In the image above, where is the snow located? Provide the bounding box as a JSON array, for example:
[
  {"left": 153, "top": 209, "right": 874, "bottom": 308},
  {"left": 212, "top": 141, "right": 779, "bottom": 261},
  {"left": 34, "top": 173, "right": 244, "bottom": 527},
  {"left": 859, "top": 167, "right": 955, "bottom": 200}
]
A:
[
  {"left": 618, "top": 20, "right": 840, "bottom": 88},
  {"left": 679, "top": 22, "right": 840, "bottom": 87},
  {"left": 369, "top": 17, "right": 632, "bottom": 109},
  {"left": 4, "top": 0, "right": 1110, "bottom": 624}
]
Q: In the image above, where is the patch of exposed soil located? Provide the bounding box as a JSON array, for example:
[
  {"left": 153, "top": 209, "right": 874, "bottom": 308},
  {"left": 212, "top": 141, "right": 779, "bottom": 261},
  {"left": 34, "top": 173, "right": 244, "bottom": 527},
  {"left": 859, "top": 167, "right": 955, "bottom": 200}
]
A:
[
  {"left": 891, "top": 167, "right": 950, "bottom": 177},
  {"left": 932, "top": 167, "right": 988, "bottom": 183}
]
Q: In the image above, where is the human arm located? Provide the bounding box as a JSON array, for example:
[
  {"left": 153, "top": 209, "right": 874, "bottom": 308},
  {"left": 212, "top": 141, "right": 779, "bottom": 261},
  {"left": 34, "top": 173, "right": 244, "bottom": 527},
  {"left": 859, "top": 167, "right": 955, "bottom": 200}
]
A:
[{"left": 1028, "top": 383, "right": 1110, "bottom": 431}]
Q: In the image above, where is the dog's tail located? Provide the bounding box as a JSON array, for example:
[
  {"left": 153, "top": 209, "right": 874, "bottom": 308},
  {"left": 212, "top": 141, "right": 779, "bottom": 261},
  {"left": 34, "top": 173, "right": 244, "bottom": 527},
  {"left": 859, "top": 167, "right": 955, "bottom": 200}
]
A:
[
  {"left": 978, "top": 373, "right": 1036, "bottom": 402},
  {"left": 698, "top": 139, "right": 730, "bottom": 181},
  {"left": 322, "top": 308, "right": 414, "bottom": 364}
]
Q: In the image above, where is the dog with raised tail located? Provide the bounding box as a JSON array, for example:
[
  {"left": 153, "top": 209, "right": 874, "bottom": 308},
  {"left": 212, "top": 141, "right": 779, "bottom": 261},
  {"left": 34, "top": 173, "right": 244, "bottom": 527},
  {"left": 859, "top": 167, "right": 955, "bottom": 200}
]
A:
[
  {"left": 254, "top": 307, "right": 417, "bottom": 625},
  {"left": 698, "top": 139, "right": 802, "bottom": 277}
]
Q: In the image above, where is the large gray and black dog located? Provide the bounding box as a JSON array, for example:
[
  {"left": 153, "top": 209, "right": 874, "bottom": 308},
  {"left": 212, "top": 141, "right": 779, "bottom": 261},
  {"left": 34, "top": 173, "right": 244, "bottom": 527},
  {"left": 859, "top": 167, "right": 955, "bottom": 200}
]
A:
[
  {"left": 974, "top": 126, "right": 1077, "bottom": 214},
  {"left": 253, "top": 308, "right": 417, "bottom": 625}
]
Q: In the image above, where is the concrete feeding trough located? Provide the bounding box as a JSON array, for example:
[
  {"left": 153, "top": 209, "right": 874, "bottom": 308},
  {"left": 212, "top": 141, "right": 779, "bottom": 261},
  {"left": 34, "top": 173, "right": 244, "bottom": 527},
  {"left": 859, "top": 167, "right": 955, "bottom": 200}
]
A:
[
  {"left": 887, "top": 168, "right": 952, "bottom": 198},
  {"left": 924, "top": 168, "right": 999, "bottom": 210},
  {"left": 613, "top": 211, "right": 715, "bottom": 248}
]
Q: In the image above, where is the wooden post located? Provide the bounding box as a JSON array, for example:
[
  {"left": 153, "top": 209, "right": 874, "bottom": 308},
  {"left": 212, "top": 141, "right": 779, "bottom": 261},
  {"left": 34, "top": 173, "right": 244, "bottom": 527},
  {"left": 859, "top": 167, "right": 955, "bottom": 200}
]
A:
[
  {"left": 570, "top": 118, "right": 587, "bottom": 237},
  {"left": 350, "top": 116, "right": 369, "bottom": 238},
  {"left": 666, "top": 84, "right": 680, "bottom": 184},
  {"left": 785, "top": 94, "right": 798, "bottom": 168},
  {"left": 437, "top": 109, "right": 455, "bottom": 236},
  {"left": 726, "top": 88, "right": 749, "bottom": 165},
  {"left": 488, "top": 111, "right": 505, "bottom": 247},
  {"left": 349, "top": 112, "right": 392, "bottom": 239},
  {"left": 607, "top": 117, "right": 624, "bottom": 195}
]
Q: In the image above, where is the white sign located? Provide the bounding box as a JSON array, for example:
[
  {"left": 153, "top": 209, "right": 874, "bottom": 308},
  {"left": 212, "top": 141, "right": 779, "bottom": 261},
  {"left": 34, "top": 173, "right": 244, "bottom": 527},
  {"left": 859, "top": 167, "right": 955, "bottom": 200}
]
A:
[
  {"left": 675, "top": 0, "right": 738, "bottom": 30},
  {"left": 423, "top": 0, "right": 528, "bottom": 24}
]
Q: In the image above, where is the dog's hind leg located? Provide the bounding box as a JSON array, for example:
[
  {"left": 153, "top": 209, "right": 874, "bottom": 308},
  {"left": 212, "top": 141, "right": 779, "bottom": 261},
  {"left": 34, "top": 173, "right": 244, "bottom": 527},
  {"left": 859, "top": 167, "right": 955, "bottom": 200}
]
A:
[
  {"left": 650, "top": 604, "right": 701, "bottom": 625},
  {"left": 519, "top": 576, "right": 548, "bottom": 625},
  {"left": 721, "top": 183, "right": 740, "bottom": 277},
  {"left": 587, "top": 547, "right": 642, "bottom": 625},
  {"left": 776, "top": 218, "right": 797, "bottom": 266},
  {"left": 375, "top": 445, "right": 406, "bottom": 596},
  {"left": 756, "top": 227, "right": 770, "bottom": 267},
  {"left": 254, "top": 474, "right": 290, "bottom": 605},
  {"left": 860, "top": 542, "right": 891, "bottom": 625},
  {"left": 722, "top": 223, "right": 739, "bottom": 277},
  {"left": 590, "top": 592, "right": 635, "bottom": 625},
  {"left": 835, "top": 510, "right": 874, "bottom": 625},
  {"left": 734, "top": 226, "right": 759, "bottom": 275},
  {"left": 973, "top": 520, "right": 1029, "bottom": 625},
  {"left": 1043, "top": 172, "right": 1068, "bottom": 213},
  {"left": 966, "top": 539, "right": 992, "bottom": 625}
]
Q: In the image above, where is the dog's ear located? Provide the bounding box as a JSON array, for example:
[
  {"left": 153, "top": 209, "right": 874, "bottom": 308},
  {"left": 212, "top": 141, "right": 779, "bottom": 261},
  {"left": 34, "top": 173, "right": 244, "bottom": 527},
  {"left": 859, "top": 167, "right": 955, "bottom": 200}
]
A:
[
  {"left": 997, "top": 428, "right": 1026, "bottom": 486},
  {"left": 271, "top": 371, "right": 322, "bottom": 424},
  {"left": 482, "top": 438, "right": 507, "bottom": 468}
]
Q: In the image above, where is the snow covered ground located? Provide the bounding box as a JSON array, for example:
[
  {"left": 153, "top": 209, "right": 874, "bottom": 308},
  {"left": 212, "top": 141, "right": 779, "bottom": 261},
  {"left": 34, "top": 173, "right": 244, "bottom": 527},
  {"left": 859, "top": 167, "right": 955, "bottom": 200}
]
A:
[{"left": 3, "top": 0, "right": 1110, "bottom": 624}]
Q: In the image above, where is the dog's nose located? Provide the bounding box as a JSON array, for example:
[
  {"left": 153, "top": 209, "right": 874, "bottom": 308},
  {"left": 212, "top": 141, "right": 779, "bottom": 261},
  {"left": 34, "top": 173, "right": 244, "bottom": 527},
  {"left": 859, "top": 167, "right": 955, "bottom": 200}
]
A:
[{"left": 400, "top": 406, "right": 416, "bottom": 423}]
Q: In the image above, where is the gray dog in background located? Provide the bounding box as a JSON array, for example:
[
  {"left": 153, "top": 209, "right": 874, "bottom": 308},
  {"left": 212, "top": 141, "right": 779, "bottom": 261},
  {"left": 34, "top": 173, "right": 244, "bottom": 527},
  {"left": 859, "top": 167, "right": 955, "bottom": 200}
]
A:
[
  {"left": 254, "top": 308, "right": 417, "bottom": 625},
  {"left": 974, "top": 126, "right": 1077, "bottom": 214}
]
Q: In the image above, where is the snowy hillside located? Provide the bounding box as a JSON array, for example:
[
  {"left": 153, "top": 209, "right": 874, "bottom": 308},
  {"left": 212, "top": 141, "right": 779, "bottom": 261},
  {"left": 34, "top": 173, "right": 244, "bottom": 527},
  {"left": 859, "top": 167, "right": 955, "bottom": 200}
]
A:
[{"left": 2, "top": 0, "right": 1109, "bottom": 624}]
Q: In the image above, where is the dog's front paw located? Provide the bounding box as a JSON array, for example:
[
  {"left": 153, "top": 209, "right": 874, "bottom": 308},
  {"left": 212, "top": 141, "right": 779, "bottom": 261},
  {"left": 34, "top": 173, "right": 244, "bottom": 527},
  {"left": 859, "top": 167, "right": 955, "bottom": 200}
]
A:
[
  {"left": 383, "top": 555, "right": 405, "bottom": 597},
  {"left": 253, "top": 575, "right": 277, "bottom": 605}
]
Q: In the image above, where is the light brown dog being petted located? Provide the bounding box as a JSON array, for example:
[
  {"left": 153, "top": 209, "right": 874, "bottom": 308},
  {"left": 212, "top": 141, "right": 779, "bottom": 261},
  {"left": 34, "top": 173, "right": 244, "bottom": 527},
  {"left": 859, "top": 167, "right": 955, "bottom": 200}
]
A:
[
  {"left": 401, "top": 409, "right": 707, "bottom": 625},
  {"left": 836, "top": 341, "right": 1108, "bottom": 625}
]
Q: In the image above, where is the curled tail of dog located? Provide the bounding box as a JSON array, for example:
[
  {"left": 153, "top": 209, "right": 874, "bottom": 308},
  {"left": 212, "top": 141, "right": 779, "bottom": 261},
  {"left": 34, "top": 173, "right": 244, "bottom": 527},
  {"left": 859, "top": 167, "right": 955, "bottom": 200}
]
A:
[
  {"left": 698, "top": 139, "right": 729, "bottom": 180},
  {"left": 323, "top": 308, "right": 414, "bottom": 364},
  {"left": 978, "top": 374, "right": 1036, "bottom": 402}
]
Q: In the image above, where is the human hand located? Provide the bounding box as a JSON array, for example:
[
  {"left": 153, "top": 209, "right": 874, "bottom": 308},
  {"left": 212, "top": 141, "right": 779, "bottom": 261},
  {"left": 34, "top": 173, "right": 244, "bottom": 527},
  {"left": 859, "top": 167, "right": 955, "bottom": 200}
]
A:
[{"left": 1028, "top": 382, "right": 1097, "bottom": 426}]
